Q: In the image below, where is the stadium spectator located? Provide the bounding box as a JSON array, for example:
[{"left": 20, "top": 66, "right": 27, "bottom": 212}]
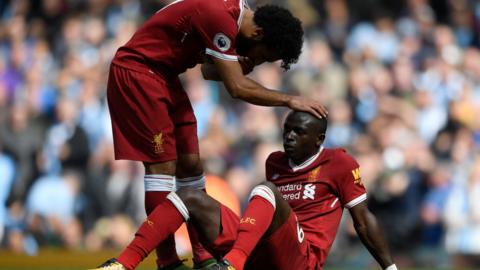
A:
[
  {"left": 0, "top": 102, "right": 43, "bottom": 205},
  {"left": 0, "top": 152, "right": 15, "bottom": 244},
  {"left": 443, "top": 157, "right": 480, "bottom": 268},
  {"left": 25, "top": 170, "right": 82, "bottom": 249}
]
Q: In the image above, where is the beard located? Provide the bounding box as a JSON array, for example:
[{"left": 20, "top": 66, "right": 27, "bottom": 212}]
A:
[{"left": 236, "top": 35, "right": 259, "bottom": 56}]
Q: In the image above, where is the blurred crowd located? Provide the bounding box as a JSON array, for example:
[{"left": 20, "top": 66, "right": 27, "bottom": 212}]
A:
[{"left": 0, "top": 0, "right": 479, "bottom": 269}]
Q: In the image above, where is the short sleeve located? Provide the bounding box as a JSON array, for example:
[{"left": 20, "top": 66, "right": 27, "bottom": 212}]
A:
[
  {"left": 334, "top": 150, "right": 367, "bottom": 209},
  {"left": 192, "top": 4, "right": 239, "bottom": 61},
  {"left": 265, "top": 152, "right": 277, "bottom": 180}
]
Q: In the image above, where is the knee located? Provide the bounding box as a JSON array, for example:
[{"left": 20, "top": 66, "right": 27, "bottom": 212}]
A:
[
  {"left": 176, "top": 187, "right": 205, "bottom": 212},
  {"left": 249, "top": 181, "right": 279, "bottom": 208},
  {"left": 253, "top": 181, "right": 280, "bottom": 198},
  {"left": 257, "top": 181, "right": 278, "bottom": 192},
  {"left": 250, "top": 182, "right": 291, "bottom": 229}
]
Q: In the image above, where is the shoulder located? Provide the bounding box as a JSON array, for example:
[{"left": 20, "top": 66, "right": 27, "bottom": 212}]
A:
[
  {"left": 328, "top": 148, "right": 359, "bottom": 170},
  {"left": 331, "top": 148, "right": 356, "bottom": 161},
  {"left": 192, "top": 0, "right": 232, "bottom": 17},
  {"left": 266, "top": 151, "right": 286, "bottom": 164},
  {"left": 265, "top": 151, "right": 288, "bottom": 180},
  {"left": 187, "top": 0, "right": 220, "bottom": 8}
]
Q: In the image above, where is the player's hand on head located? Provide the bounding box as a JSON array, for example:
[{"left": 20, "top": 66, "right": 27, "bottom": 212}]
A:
[
  {"left": 287, "top": 96, "right": 328, "bottom": 119},
  {"left": 238, "top": 56, "right": 255, "bottom": 74}
]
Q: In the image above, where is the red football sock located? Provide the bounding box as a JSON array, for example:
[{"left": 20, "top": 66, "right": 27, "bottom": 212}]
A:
[
  {"left": 118, "top": 198, "right": 184, "bottom": 269},
  {"left": 145, "top": 191, "right": 180, "bottom": 267},
  {"left": 225, "top": 196, "right": 275, "bottom": 270}
]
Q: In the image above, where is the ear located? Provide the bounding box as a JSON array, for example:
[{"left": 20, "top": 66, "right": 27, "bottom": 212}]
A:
[
  {"left": 252, "top": 27, "right": 264, "bottom": 41},
  {"left": 316, "top": 133, "right": 325, "bottom": 147}
]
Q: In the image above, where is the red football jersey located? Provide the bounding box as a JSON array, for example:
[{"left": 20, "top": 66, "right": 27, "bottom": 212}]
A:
[
  {"left": 265, "top": 147, "right": 367, "bottom": 266},
  {"left": 113, "top": 0, "right": 246, "bottom": 75}
]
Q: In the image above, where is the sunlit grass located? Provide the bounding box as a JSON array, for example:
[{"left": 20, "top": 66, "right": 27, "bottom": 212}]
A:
[{"left": 0, "top": 249, "right": 473, "bottom": 270}]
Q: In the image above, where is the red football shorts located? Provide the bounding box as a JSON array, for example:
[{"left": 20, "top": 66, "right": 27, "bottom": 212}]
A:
[
  {"left": 245, "top": 210, "right": 320, "bottom": 270},
  {"left": 107, "top": 64, "right": 198, "bottom": 162}
]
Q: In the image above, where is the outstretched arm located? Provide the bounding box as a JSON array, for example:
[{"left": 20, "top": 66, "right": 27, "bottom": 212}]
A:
[
  {"left": 349, "top": 201, "right": 397, "bottom": 269},
  {"left": 210, "top": 57, "right": 327, "bottom": 118}
]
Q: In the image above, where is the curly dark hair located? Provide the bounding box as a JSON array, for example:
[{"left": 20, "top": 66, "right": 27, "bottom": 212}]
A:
[{"left": 254, "top": 5, "right": 304, "bottom": 70}]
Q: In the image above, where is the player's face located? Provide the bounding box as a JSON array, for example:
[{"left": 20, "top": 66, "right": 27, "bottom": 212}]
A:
[
  {"left": 283, "top": 113, "right": 320, "bottom": 164},
  {"left": 245, "top": 44, "right": 280, "bottom": 65},
  {"left": 237, "top": 35, "right": 280, "bottom": 65}
]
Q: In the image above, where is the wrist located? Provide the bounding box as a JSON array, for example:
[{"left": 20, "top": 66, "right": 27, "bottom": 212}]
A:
[
  {"left": 384, "top": 264, "right": 397, "bottom": 270},
  {"left": 285, "top": 95, "right": 294, "bottom": 107}
]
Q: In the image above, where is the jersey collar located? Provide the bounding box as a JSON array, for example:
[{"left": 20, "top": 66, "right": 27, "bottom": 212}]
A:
[{"left": 288, "top": 147, "right": 324, "bottom": 172}]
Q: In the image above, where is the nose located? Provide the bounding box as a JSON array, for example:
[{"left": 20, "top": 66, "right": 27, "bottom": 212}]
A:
[{"left": 284, "top": 130, "right": 295, "bottom": 141}]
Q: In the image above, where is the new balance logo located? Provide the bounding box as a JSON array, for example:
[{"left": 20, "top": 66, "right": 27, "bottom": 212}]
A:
[{"left": 302, "top": 184, "right": 316, "bottom": 200}]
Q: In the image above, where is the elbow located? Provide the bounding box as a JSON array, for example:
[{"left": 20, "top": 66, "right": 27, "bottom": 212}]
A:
[
  {"left": 225, "top": 82, "right": 244, "bottom": 99},
  {"left": 227, "top": 76, "right": 254, "bottom": 100},
  {"left": 200, "top": 67, "right": 213, "bottom": 81},
  {"left": 229, "top": 89, "right": 241, "bottom": 99}
]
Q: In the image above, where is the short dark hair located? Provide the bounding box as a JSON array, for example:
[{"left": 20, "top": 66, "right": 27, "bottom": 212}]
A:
[
  {"left": 312, "top": 114, "right": 328, "bottom": 134},
  {"left": 254, "top": 5, "right": 304, "bottom": 70}
]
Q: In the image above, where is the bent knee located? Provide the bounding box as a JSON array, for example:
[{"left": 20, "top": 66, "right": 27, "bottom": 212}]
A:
[
  {"left": 176, "top": 187, "right": 207, "bottom": 211},
  {"left": 250, "top": 182, "right": 290, "bottom": 211},
  {"left": 176, "top": 187, "right": 218, "bottom": 222},
  {"left": 253, "top": 181, "right": 280, "bottom": 198},
  {"left": 249, "top": 182, "right": 279, "bottom": 208},
  {"left": 176, "top": 187, "right": 201, "bottom": 204},
  {"left": 257, "top": 181, "right": 278, "bottom": 191}
]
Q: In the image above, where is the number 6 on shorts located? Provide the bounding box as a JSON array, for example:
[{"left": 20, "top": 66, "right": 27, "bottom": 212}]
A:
[{"left": 295, "top": 215, "right": 304, "bottom": 243}]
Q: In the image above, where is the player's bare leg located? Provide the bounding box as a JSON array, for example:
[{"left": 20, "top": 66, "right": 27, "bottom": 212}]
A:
[
  {"left": 175, "top": 188, "right": 224, "bottom": 245},
  {"left": 176, "top": 154, "right": 217, "bottom": 269}
]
